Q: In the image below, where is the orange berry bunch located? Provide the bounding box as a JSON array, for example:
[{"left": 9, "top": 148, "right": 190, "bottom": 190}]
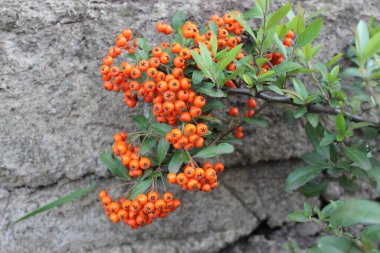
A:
[
  {"left": 167, "top": 162, "right": 224, "bottom": 192},
  {"left": 112, "top": 132, "right": 151, "bottom": 178},
  {"left": 99, "top": 190, "right": 181, "bottom": 229},
  {"left": 282, "top": 30, "right": 295, "bottom": 47},
  {"left": 165, "top": 123, "right": 208, "bottom": 150}
]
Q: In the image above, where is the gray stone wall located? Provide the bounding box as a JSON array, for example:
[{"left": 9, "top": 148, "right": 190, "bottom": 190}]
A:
[{"left": 0, "top": 0, "right": 379, "bottom": 252}]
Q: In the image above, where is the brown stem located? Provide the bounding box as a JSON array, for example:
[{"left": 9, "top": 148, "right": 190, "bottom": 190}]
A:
[{"left": 228, "top": 88, "right": 380, "bottom": 128}]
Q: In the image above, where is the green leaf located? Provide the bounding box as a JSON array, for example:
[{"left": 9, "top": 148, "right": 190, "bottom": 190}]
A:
[
  {"left": 6, "top": 182, "right": 96, "bottom": 228},
  {"left": 285, "top": 166, "right": 325, "bottom": 191},
  {"left": 360, "top": 225, "right": 380, "bottom": 252},
  {"left": 210, "top": 33, "right": 218, "bottom": 56},
  {"left": 326, "top": 53, "right": 343, "bottom": 68},
  {"left": 288, "top": 212, "right": 309, "bottom": 222},
  {"left": 306, "top": 113, "right": 319, "bottom": 128},
  {"left": 156, "top": 138, "right": 170, "bottom": 165},
  {"left": 140, "top": 136, "right": 156, "bottom": 155},
  {"left": 330, "top": 199, "right": 380, "bottom": 226},
  {"left": 293, "top": 78, "right": 308, "bottom": 100},
  {"left": 168, "top": 151, "right": 188, "bottom": 174},
  {"left": 190, "top": 49, "right": 213, "bottom": 79},
  {"left": 198, "top": 115, "right": 222, "bottom": 124},
  {"left": 202, "top": 99, "right": 224, "bottom": 112},
  {"left": 171, "top": 11, "right": 187, "bottom": 31},
  {"left": 100, "top": 152, "right": 130, "bottom": 179},
  {"left": 150, "top": 123, "right": 172, "bottom": 136},
  {"left": 356, "top": 20, "right": 369, "bottom": 58},
  {"left": 266, "top": 84, "right": 284, "bottom": 95},
  {"left": 320, "top": 132, "right": 336, "bottom": 146},
  {"left": 193, "top": 82, "right": 226, "bottom": 97},
  {"left": 242, "top": 116, "right": 269, "bottom": 127},
  {"left": 274, "top": 34, "right": 287, "bottom": 58},
  {"left": 230, "top": 13, "right": 257, "bottom": 41},
  {"left": 344, "top": 146, "right": 371, "bottom": 171},
  {"left": 369, "top": 167, "right": 380, "bottom": 195},
  {"left": 266, "top": 3, "right": 293, "bottom": 29},
  {"left": 128, "top": 179, "right": 153, "bottom": 200},
  {"left": 304, "top": 203, "right": 312, "bottom": 216},
  {"left": 194, "top": 143, "right": 234, "bottom": 158},
  {"left": 218, "top": 44, "right": 243, "bottom": 72},
  {"left": 208, "top": 21, "right": 219, "bottom": 34},
  {"left": 312, "top": 236, "right": 361, "bottom": 253},
  {"left": 132, "top": 115, "right": 149, "bottom": 130},
  {"left": 335, "top": 114, "right": 346, "bottom": 135},
  {"left": 293, "top": 106, "right": 307, "bottom": 118},
  {"left": 297, "top": 18, "right": 323, "bottom": 47},
  {"left": 222, "top": 66, "right": 245, "bottom": 84},
  {"left": 362, "top": 32, "right": 380, "bottom": 61},
  {"left": 272, "top": 61, "right": 302, "bottom": 75},
  {"left": 192, "top": 70, "right": 205, "bottom": 84},
  {"left": 199, "top": 42, "right": 214, "bottom": 69},
  {"left": 299, "top": 181, "right": 327, "bottom": 197},
  {"left": 291, "top": 16, "right": 305, "bottom": 34}
]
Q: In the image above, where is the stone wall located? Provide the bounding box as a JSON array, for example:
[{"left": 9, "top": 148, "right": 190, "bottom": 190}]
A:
[{"left": 0, "top": 0, "right": 379, "bottom": 252}]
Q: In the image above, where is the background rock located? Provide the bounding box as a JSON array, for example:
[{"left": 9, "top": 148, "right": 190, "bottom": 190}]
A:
[{"left": 0, "top": 0, "right": 379, "bottom": 252}]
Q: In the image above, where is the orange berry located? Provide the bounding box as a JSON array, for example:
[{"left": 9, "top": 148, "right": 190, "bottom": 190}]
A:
[
  {"left": 214, "top": 162, "right": 225, "bottom": 173},
  {"left": 184, "top": 166, "right": 195, "bottom": 178},
  {"left": 99, "top": 190, "right": 108, "bottom": 199},
  {"left": 162, "top": 192, "right": 174, "bottom": 202},
  {"left": 167, "top": 173, "right": 177, "bottom": 184},
  {"left": 196, "top": 123, "right": 208, "bottom": 136},
  {"left": 228, "top": 107, "right": 239, "bottom": 117},
  {"left": 205, "top": 168, "right": 217, "bottom": 180},
  {"left": 155, "top": 199, "right": 167, "bottom": 210},
  {"left": 147, "top": 191, "right": 159, "bottom": 202},
  {"left": 109, "top": 202, "right": 121, "bottom": 213},
  {"left": 184, "top": 124, "right": 196, "bottom": 135},
  {"left": 247, "top": 98, "right": 257, "bottom": 108},
  {"left": 139, "top": 157, "right": 151, "bottom": 170},
  {"left": 176, "top": 173, "right": 188, "bottom": 185},
  {"left": 109, "top": 213, "right": 120, "bottom": 223}
]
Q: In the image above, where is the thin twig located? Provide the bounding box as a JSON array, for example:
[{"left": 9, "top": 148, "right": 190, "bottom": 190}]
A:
[{"left": 228, "top": 88, "right": 380, "bottom": 127}]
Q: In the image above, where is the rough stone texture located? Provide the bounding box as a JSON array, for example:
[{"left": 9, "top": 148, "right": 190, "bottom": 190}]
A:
[{"left": 1, "top": 0, "right": 379, "bottom": 252}]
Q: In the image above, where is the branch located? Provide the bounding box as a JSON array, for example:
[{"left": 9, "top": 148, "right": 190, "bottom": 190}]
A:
[{"left": 228, "top": 88, "right": 380, "bottom": 128}]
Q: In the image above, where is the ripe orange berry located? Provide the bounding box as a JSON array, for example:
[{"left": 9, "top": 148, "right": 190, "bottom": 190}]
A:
[
  {"left": 179, "top": 48, "right": 191, "bottom": 60},
  {"left": 167, "top": 173, "right": 177, "bottom": 184},
  {"left": 184, "top": 166, "right": 195, "bottom": 178},
  {"left": 136, "top": 194, "right": 148, "bottom": 205},
  {"left": 184, "top": 124, "right": 196, "bottom": 135},
  {"left": 201, "top": 184, "right": 211, "bottom": 192},
  {"left": 283, "top": 37, "right": 292, "bottom": 47},
  {"left": 99, "top": 190, "right": 108, "bottom": 199},
  {"left": 247, "top": 98, "right": 257, "bottom": 108},
  {"left": 139, "top": 157, "right": 151, "bottom": 170},
  {"left": 195, "top": 137, "right": 204, "bottom": 148},
  {"left": 109, "top": 202, "right": 121, "bottom": 213},
  {"left": 176, "top": 173, "right": 188, "bottom": 185},
  {"left": 214, "top": 162, "right": 225, "bottom": 173},
  {"left": 143, "top": 202, "right": 155, "bottom": 213},
  {"left": 152, "top": 47, "right": 162, "bottom": 57},
  {"left": 171, "top": 128, "right": 182, "bottom": 141},
  {"left": 196, "top": 123, "right": 208, "bottom": 136},
  {"left": 129, "top": 159, "right": 140, "bottom": 170},
  {"left": 109, "top": 213, "right": 120, "bottom": 223},
  {"left": 203, "top": 162, "right": 213, "bottom": 170},
  {"left": 194, "top": 96, "right": 206, "bottom": 107},
  {"left": 162, "top": 192, "right": 174, "bottom": 202},
  {"left": 286, "top": 30, "right": 295, "bottom": 38},
  {"left": 147, "top": 191, "right": 159, "bottom": 202},
  {"left": 155, "top": 199, "right": 167, "bottom": 210},
  {"left": 205, "top": 168, "right": 217, "bottom": 181},
  {"left": 228, "top": 107, "right": 239, "bottom": 117}
]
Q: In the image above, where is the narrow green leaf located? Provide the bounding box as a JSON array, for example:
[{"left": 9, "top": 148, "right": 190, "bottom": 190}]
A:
[
  {"left": 202, "top": 99, "right": 224, "bottom": 112},
  {"left": 128, "top": 179, "right": 153, "bottom": 200},
  {"left": 6, "top": 183, "right": 96, "bottom": 228},
  {"left": 320, "top": 132, "right": 336, "bottom": 146},
  {"left": 356, "top": 20, "right": 369, "bottom": 58},
  {"left": 330, "top": 199, "right": 380, "bottom": 226},
  {"left": 140, "top": 136, "right": 156, "bottom": 155},
  {"left": 150, "top": 123, "right": 172, "bottom": 136},
  {"left": 326, "top": 53, "right": 343, "bottom": 68},
  {"left": 369, "top": 167, "right": 380, "bottom": 195},
  {"left": 293, "top": 78, "right": 308, "bottom": 100},
  {"left": 242, "top": 116, "right": 269, "bottom": 127},
  {"left": 288, "top": 212, "right": 309, "bottom": 222},
  {"left": 297, "top": 18, "right": 323, "bottom": 47},
  {"left": 272, "top": 61, "right": 302, "bottom": 75},
  {"left": 230, "top": 13, "right": 257, "bottom": 41},
  {"left": 132, "top": 115, "right": 149, "bottom": 130},
  {"left": 285, "top": 166, "right": 325, "bottom": 191},
  {"left": 266, "top": 3, "right": 293, "bottom": 29},
  {"left": 194, "top": 143, "right": 234, "bottom": 158},
  {"left": 100, "top": 152, "right": 130, "bottom": 179},
  {"left": 198, "top": 115, "right": 222, "bottom": 124},
  {"left": 171, "top": 11, "right": 187, "bottom": 31},
  {"left": 192, "top": 70, "right": 205, "bottom": 84},
  {"left": 312, "top": 236, "right": 361, "bottom": 253},
  {"left": 218, "top": 44, "right": 243, "bottom": 72},
  {"left": 344, "top": 146, "right": 371, "bottom": 171},
  {"left": 156, "top": 138, "right": 170, "bottom": 165},
  {"left": 362, "top": 32, "right": 380, "bottom": 61},
  {"left": 266, "top": 84, "right": 284, "bottom": 95},
  {"left": 291, "top": 16, "right": 305, "bottom": 34},
  {"left": 335, "top": 114, "right": 346, "bottom": 135},
  {"left": 168, "top": 151, "right": 188, "bottom": 174},
  {"left": 293, "top": 106, "right": 307, "bottom": 118},
  {"left": 193, "top": 82, "right": 226, "bottom": 97},
  {"left": 299, "top": 181, "right": 327, "bottom": 197},
  {"left": 210, "top": 33, "right": 218, "bottom": 56},
  {"left": 306, "top": 113, "right": 319, "bottom": 128}
]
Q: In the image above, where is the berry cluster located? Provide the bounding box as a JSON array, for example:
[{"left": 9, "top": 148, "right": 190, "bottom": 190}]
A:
[
  {"left": 112, "top": 132, "right": 151, "bottom": 178},
  {"left": 99, "top": 190, "right": 180, "bottom": 229},
  {"left": 167, "top": 162, "right": 224, "bottom": 192},
  {"left": 165, "top": 123, "right": 208, "bottom": 150}
]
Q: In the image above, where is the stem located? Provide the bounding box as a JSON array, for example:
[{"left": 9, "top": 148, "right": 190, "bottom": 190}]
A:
[{"left": 228, "top": 88, "right": 380, "bottom": 127}]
